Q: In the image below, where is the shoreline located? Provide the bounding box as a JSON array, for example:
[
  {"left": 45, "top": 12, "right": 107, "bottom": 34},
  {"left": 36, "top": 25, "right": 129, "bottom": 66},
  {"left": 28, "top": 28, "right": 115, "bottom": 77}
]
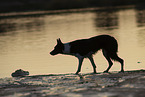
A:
[
  {"left": 0, "top": 5, "right": 135, "bottom": 18},
  {"left": 0, "top": 0, "right": 145, "bottom": 13},
  {"left": 0, "top": 69, "right": 145, "bottom": 97}
]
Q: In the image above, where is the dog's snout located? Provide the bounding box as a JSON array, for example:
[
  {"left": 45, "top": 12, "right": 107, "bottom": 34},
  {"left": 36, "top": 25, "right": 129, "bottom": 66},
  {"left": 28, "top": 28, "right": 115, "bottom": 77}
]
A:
[
  {"left": 50, "top": 50, "right": 57, "bottom": 55},
  {"left": 50, "top": 51, "right": 54, "bottom": 55}
]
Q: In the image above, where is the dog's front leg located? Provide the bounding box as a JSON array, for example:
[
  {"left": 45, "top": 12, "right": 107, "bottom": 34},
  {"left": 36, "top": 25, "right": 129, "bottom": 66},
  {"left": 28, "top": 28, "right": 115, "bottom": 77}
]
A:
[
  {"left": 88, "top": 56, "right": 97, "bottom": 73},
  {"left": 75, "top": 55, "right": 84, "bottom": 74}
]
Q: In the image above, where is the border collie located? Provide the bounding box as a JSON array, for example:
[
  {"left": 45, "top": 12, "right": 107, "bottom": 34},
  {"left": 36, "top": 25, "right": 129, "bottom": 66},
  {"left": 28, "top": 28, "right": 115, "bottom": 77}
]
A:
[{"left": 50, "top": 35, "right": 124, "bottom": 74}]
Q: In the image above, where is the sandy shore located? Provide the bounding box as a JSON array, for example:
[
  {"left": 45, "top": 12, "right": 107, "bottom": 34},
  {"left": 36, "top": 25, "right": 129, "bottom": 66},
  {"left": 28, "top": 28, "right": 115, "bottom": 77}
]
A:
[{"left": 0, "top": 69, "right": 145, "bottom": 97}]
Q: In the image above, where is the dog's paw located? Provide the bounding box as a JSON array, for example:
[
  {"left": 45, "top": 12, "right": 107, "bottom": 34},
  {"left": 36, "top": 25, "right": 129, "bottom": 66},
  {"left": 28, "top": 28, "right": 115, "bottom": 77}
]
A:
[
  {"left": 119, "top": 70, "right": 124, "bottom": 73},
  {"left": 103, "top": 70, "right": 109, "bottom": 73},
  {"left": 93, "top": 71, "right": 97, "bottom": 74}
]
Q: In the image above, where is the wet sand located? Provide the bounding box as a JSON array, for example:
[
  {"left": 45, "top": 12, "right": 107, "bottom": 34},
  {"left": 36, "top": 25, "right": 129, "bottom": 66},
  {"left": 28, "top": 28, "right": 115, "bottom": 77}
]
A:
[{"left": 0, "top": 70, "right": 145, "bottom": 97}]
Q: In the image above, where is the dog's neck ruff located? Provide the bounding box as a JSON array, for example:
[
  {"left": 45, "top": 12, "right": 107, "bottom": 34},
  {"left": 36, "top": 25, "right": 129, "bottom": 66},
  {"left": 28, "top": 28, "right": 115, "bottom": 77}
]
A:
[{"left": 63, "top": 43, "right": 70, "bottom": 54}]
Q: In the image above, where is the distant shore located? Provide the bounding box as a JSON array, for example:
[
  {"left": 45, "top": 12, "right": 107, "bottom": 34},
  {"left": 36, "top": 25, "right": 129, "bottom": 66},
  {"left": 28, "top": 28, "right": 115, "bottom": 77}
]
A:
[
  {"left": 0, "top": 5, "right": 135, "bottom": 18},
  {"left": 0, "top": 69, "right": 145, "bottom": 97},
  {"left": 0, "top": 0, "right": 145, "bottom": 13}
]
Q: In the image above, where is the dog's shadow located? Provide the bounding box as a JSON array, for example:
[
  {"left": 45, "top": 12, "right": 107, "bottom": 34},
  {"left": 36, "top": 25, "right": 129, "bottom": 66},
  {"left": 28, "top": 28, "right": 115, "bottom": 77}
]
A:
[
  {"left": 76, "top": 72, "right": 122, "bottom": 84},
  {"left": 76, "top": 73, "right": 101, "bottom": 83}
]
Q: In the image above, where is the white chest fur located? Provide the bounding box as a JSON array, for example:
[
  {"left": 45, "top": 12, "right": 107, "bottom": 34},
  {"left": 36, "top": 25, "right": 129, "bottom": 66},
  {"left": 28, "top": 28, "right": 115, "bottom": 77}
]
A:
[{"left": 63, "top": 43, "right": 71, "bottom": 54}]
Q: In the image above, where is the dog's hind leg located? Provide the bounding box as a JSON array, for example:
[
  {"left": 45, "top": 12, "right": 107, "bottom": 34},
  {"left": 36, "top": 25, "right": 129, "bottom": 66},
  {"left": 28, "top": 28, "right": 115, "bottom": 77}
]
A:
[
  {"left": 88, "top": 56, "right": 97, "bottom": 73},
  {"left": 102, "top": 49, "right": 113, "bottom": 73},
  {"left": 75, "top": 55, "right": 84, "bottom": 74},
  {"left": 109, "top": 53, "right": 124, "bottom": 73}
]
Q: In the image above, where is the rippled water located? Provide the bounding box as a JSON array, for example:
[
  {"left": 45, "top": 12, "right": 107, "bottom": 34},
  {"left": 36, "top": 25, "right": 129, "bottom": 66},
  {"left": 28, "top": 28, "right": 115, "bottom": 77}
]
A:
[{"left": 0, "top": 7, "right": 145, "bottom": 77}]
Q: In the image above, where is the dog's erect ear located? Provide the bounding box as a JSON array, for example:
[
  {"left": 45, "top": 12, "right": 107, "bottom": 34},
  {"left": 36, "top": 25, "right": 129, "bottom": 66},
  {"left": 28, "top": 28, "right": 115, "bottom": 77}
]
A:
[{"left": 57, "top": 38, "right": 63, "bottom": 44}]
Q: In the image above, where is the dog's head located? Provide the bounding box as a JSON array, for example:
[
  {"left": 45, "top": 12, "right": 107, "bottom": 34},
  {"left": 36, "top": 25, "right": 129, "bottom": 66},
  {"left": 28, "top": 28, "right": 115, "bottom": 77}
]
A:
[{"left": 50, "top": 38, "right": 64, "bottom": 55}]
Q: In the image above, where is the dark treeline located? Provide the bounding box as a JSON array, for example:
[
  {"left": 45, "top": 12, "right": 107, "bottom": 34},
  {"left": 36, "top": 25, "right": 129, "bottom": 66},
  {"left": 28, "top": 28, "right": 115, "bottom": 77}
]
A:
[{"left": 0, "top": 0, "right": 145, "bottom": 13}]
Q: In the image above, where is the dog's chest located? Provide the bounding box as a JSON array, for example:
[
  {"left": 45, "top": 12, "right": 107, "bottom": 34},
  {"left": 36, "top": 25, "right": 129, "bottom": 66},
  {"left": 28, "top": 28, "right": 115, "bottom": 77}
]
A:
[{"left": 63, "top": 43, "right": 71, "bottom": 54}]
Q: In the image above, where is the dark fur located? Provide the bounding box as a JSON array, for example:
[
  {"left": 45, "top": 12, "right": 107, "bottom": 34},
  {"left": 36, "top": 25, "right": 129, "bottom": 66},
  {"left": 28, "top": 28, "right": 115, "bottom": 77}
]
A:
[{"left": 50, "top": 35, "right": 124, "bottom": 74}]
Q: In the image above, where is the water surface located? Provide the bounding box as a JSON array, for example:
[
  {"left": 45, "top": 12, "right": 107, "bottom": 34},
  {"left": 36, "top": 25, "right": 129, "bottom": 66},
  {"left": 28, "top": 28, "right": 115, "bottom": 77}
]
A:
[{"left": 0, "top": 7, "right": 145, "bottom": 77}]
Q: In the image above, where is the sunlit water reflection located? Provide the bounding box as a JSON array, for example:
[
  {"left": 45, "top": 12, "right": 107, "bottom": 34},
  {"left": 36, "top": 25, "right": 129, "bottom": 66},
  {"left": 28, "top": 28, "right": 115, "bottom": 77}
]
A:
[{"left": 0, "top": 7, "right": 145, "bottom": 77}]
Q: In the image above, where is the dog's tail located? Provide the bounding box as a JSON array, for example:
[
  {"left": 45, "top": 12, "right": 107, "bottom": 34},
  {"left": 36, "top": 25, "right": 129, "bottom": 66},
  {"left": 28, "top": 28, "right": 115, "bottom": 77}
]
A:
[{"left": 108, "top": 51, "right": 123, "bottom": 65}]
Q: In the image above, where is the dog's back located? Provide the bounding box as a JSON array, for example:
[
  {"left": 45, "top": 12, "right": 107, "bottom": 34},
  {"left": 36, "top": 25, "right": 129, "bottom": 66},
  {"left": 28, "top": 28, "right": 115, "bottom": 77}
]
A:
[{"left": 69, "top": 35, "right": 118, "bottom": 56}]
